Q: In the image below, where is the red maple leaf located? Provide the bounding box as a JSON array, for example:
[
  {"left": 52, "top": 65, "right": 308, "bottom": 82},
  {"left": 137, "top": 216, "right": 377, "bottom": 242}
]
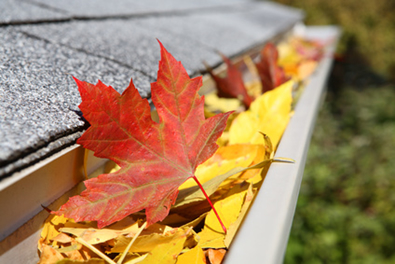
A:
[
  {"left": 206, "top": 53, "right": 253, "bottom": 108},
  {"left": 255, "top": 42, "right": 289, "bottom": 93},
  {"left": 54, "top": 41, "right": 232, "bottom": 228}
]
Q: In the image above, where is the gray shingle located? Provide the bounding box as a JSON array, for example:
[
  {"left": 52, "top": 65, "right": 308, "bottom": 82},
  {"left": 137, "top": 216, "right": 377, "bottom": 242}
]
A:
[
  {"left": 29, "top": 0, "right": 246, "bottom": 18},
  {"left": 19, "top": 19, "right": 221, "bottom": 77},
  {"left": 0, "top": 28, "right": 153, "bottom": 177},
  {"left": 0, "top": 0, "right": 69, "bottom": 24},
  {"left": 1, "top": 0, "right": 303, "bottom": 178},
  {"left": 138, "top": 2, "right": 303, "bottom": 58},
  {"left": 18, "top": 2, "right": 302, "bottom": 78}
]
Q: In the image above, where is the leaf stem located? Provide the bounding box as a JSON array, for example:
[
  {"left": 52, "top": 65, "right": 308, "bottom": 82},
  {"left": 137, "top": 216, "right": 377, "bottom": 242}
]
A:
[
  {"left": 117, "top": 221, "right": 147, "bottom": 264},
  {"left": 75, "top": 236, "right": 116, "bottom": 264},
  {"left": 192, "top": 175, "right": 227, "bottom": 234}
]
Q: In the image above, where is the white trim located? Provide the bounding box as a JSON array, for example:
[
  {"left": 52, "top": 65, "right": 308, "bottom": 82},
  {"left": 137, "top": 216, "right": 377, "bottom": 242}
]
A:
[{"left": 0, "top": 145, "right": 107, "bottom": 241}]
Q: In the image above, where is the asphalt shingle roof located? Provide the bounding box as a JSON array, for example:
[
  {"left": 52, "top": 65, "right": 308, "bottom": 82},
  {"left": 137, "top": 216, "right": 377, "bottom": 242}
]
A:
[{"left": 0, "top": 0, "right": 303, "bottom": 179}]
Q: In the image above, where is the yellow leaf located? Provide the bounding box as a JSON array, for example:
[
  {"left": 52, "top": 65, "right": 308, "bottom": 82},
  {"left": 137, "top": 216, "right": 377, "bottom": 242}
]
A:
[
  {"left": 198, "top": 191, "right": 246, "bottom": 248},
  {"left": 60, "top": 224, "right": 138, "bottom": 245},
  {"left": 111, "top": 227, "right": 190, "bottom": 254},
  {"left": 56, "top": 243, "right": 82, "bottom": 253},
  {"left": 245, "top": 170, "right": 263, "bottom": 186},
  {"left": 224, "top": 184, "right": 256, "bottom": 247},
  {"left": 244, "top": 80, "right": 262, "bottom": 100},
  {"left": 56, "top": 258, "right": 106, "bottom": 264},
  {"left": 277, "top": 41, "right": 302, "bottom": 68},
  {"left": 40, "top": 215, "right": 70, "bottom": 244},
  {"left": 175, "top": 145, "right": 271, "bottom": 208},
  {"left": 204, "top": 92, "right": 242, "bottom": 113},
  {"left": 176, "top": 246, "right": 206, "bottom": 264},
  {"left": 142, "top": 222, "right": 172, "bottom": 235},
  {"left": 52, "top": 233, "right": 73, "bottom": 244},
  {"left": 230, "top": 144, "right": 267, "bottom": 182},
  {"left": 197, "top": 232, "right": 225, "bottom": 249},
  {"left": 123, "top": 254, "right": 148, "bottom": 264},
  {"left": 179, "top": 144, "right": 258, "bottom": 190},
  {"left": 138, "top": 229, "right": 188, "bottom": 264},
  {"left": 207, "top": 191, "right": 246, "bottom": 230},
  {"left": 60, "top": 218, "right": 140, "bottom": 245},
  {"left": 241, "top": 135, "right": 272, "bottom": 186},
  {"left": 228, "top": 80, "right": 294, "bottom": 148}
]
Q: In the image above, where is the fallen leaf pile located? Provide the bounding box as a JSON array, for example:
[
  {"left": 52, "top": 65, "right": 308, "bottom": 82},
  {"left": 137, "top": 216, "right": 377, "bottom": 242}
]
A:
[
  {"left": 277, "top": 36, "right": 325, "bottom": 81},
  {"left": 38, "top": 36, "right": 325, "bottom": 264}
]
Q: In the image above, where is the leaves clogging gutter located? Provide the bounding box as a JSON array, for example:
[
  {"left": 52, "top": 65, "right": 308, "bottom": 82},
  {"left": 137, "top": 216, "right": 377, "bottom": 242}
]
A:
[{"left": 38, "top": 36, "right": 325, "bottom": 263}]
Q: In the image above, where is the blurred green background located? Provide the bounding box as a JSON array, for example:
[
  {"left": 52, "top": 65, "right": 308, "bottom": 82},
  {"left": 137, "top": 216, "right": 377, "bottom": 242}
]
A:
[{"left": 272, "top": 0, "right": 395, "bottom": 263}]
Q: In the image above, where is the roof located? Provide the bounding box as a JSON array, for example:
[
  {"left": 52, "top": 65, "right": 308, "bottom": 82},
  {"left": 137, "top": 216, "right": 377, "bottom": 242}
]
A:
[{"left": 0, "top": 0, "right": 303, "bottom": 179}]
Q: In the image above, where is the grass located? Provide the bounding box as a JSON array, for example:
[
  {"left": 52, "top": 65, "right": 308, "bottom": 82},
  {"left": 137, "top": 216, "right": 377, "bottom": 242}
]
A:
[
  {"left": 274, "top": 0, "right": 395, "bottom": 78},
  {"left": 285, "top": 84, "right": 395, "bottom": 263},
  {"left": 269, "top": 0, "right": 395, "bottom": 262}
]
